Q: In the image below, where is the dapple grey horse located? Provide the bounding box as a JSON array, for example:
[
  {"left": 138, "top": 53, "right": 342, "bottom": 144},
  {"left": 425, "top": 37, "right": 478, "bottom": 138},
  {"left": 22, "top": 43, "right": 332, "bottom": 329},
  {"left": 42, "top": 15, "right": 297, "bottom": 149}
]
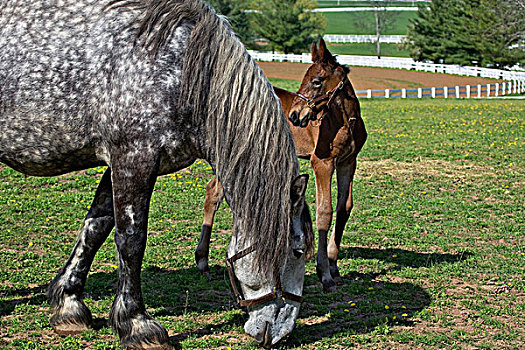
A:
[{"left": 0, "top": 0, "right": 313, "bottom": 348}]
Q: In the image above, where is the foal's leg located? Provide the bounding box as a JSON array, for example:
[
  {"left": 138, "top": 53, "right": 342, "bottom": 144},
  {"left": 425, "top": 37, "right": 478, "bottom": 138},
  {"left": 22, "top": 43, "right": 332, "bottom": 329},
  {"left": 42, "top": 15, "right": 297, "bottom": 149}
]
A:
[
  {"left": 48, "top": 169, "right": 114, "bottom": 335},
  {"left": 195, "top": 176, "right": 223, "bottom": 277},
  {"left": 311, "top": 156, "right": 337, "bottom": 293},
  {"left": 108, "top": 153, "right": 171, "bottom": 350},
  {"left": 327, "top": 160, "right": 357, "bottom": 284}
]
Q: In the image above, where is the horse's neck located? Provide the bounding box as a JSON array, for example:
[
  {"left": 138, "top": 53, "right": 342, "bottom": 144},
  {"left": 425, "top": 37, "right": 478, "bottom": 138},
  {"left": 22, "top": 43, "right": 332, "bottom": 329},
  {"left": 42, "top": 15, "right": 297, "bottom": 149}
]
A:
[{"left": 273, "top": 87, "right": 295, "bottom": 116}]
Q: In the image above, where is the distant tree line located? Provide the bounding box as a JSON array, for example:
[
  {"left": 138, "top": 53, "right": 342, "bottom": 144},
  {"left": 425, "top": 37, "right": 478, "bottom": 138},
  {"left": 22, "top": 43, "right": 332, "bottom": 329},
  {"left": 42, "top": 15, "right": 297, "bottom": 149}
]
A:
[
  {"left": 208, "top": 0, "right": 326, "bottom": 54},
  {"left": 406, "top": 0, "right": 525, "bottom": 68}
]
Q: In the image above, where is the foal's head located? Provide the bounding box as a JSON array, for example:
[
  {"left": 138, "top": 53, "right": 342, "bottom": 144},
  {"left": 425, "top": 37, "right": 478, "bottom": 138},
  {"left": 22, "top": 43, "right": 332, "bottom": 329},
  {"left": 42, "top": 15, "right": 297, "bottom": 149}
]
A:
[{"left": 289, "top": 38, "right": 352, "bottom": 128}]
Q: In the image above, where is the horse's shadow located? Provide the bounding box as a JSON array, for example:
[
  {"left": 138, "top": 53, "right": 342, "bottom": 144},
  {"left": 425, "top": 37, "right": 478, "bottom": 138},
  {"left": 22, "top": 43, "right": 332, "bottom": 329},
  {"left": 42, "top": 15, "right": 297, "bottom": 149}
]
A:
[{"left": 0, "top": 247, "right": 471, "bottom": 347}]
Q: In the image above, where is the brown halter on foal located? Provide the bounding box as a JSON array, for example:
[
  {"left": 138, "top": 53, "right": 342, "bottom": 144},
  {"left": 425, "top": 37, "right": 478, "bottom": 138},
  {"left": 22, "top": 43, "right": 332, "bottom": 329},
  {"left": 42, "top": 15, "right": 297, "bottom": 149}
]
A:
[
  {"left": 225, "top": 245, "right": 304, "bottom": 308},
  {"left": 288, "top": 67, "right": 354, "bottom": 127}
]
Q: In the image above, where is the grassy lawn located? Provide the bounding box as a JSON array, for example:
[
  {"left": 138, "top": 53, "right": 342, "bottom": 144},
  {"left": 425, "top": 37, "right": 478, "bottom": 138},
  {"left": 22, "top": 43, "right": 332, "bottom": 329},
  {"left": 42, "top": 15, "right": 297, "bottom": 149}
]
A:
[
  {"left": 317, "top": 1, "right": 424, "bottom": 7},
  {"left": 327, "top": 42, "right": 410, "bottom": 57},
  {"left": 323, "top": 11, "right": 417, "bottom": 35},
  {"left": 1, "top": 94, "right": 524, "bottom": 348}
]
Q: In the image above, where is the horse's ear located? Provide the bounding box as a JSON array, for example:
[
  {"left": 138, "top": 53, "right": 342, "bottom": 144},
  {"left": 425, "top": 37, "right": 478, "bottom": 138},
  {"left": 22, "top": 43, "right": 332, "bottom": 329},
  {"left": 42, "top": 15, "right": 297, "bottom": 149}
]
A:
[
  {"left": 311, "top": 41, "right": 320, "bottom": 62},
  {"left": 291, "top": 174, "right": 309, "bottom": 209},
  {"left": 318, "top": 38, "right": 334, "bottom": 63}
]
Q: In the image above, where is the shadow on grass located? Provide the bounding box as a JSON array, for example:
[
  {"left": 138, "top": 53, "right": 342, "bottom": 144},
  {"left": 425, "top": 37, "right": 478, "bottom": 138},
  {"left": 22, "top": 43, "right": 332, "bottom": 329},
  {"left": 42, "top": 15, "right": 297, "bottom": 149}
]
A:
[{"left": 0, "top": 247, "right": 470, "bottom": 348}]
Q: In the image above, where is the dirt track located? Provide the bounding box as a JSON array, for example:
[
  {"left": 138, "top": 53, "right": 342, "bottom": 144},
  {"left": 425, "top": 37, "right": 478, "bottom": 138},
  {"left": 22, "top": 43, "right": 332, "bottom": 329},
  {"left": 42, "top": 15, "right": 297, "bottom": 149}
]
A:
[{"left": 258, "top": 62, "right": 504, "bottom": 91}]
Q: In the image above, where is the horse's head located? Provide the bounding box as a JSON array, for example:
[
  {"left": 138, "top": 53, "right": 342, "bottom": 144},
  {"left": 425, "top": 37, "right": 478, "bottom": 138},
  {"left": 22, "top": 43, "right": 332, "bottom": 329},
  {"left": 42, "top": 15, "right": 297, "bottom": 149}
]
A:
[
  {"left": 227, "top": 174, "right": 313, "bottom": 348},
  {"left": 289, "top": 38, "right": 352, "bottom": 128}
]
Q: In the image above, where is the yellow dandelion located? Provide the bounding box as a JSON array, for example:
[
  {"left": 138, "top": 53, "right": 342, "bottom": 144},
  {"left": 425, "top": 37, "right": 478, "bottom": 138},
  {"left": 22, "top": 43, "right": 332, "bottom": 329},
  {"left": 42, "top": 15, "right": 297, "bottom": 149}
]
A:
[
  {"left": 385, "top": 305, "right": 390, "bottom": 310},
  {"left": 402, "top": 313, "right": 408, "bottom": 317}
]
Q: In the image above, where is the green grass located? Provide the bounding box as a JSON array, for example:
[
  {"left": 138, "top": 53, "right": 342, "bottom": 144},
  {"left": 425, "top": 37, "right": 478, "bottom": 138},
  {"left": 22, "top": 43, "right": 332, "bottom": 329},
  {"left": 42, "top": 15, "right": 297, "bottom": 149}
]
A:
[
  {"left": 323, "top": 11, "right": 417, "bottom": 35},
  {"left": 317, "top": 1, "right": 424, "bottom": 8},
  {"left": 327, "top": 42, "right": 410, "bottom": 57},
  {"left": 1, "top": 91, "right": 524, "bottom": 349}
]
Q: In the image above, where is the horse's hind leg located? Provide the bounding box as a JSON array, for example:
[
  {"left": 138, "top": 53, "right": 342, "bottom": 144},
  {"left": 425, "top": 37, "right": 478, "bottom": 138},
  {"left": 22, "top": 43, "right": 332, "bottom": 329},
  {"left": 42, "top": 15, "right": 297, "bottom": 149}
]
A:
[
  {"left": 109, "top": 153, "right": 171, "bottom": 350},
  {"left": 328, "top": 160, "right": 357, "bottom": 284},
  {"left": 195, "top": 176, "right": 223, "bottom": 278},
  {"left": 48, "top": 169, "right": 114, "bottom": 335}
]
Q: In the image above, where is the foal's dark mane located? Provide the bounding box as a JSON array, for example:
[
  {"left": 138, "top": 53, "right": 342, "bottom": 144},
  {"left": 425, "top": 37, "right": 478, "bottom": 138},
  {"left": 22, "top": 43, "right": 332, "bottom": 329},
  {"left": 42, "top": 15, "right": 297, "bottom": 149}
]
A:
[{"left": 105, "top": 0, "right": 300, "bottom": 274}]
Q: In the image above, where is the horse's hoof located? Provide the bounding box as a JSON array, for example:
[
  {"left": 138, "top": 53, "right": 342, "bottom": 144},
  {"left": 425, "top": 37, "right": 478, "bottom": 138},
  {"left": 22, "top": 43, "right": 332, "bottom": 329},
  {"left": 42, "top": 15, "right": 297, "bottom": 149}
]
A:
[
  {"left": 124, "top": 343, "right": 173, "bottom": 350},
  {"left": 52, "top": 321, "right": 90, "bottom": 336},
  {"left": 50, "top": 295, "right": 92, "bottom": 336},
  {"left": 116, "top": 314, "right": 171, "bottom": 350}
]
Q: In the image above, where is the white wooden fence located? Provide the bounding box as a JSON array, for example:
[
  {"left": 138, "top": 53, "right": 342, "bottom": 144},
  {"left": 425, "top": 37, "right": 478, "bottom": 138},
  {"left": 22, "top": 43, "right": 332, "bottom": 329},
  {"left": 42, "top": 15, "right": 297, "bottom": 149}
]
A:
[
  {"left": 355, "top": 82, "right": 525, "bottom": 99},
  {"left": 247, "top": 50, "right": 525, "bottom": 86},
  {"left": 323, "top": 34, "right": 406, "bottom": 43}
]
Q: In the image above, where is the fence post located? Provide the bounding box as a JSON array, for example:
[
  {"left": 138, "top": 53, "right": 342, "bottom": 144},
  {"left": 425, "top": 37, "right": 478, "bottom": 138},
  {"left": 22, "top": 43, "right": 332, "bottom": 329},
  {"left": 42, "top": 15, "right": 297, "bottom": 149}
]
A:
[
  {"left": 495, "top": 83, "right": 499, "bottom": 97},
  {"left": 385, "top": 89, "right": 390, "bottom": 98},
  {"left": 502, "top": 82, "right": 506, "bottom": 95},
  {"left": 367, "top": 89, "right": 372, "bottom": 98},
  {"left": 466, "top": 85, "right": 470, "bottom": 98},
  {"left": 418, "top": 88, "right": 422, "bottom": 98},
  {"left": 477, "top": 84, "right": 481, "bottom": 98},
  {"left": 455, "top": 86, "right": 460, "bottom": 98},
  {"left": 508, "top": 82, "right": 512, "bottom": 95},
  {"left": 444, "top": 86, "right": 448, "bottom": 98},
  {"left": 487, "top": 84, "right": 490, "bottom": 97},
  {"left": 402, "top": 89, "right": 406, "bottom": 98},
  {"left": 431, "top": 87, "right": 436, "bottom": 98}
]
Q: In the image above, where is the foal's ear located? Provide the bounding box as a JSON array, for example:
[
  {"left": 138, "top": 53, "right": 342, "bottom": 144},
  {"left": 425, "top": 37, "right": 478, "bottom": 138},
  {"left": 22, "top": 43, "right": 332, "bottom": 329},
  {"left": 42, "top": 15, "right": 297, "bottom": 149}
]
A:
[
  {"left": 311, "top": 41, "right": 320, "bottom": 62},
  {"left": 318, "top": 38, "right": 334, "bottom": 63},
  {"left": 291, "top": 174, "right": 309, "bottom": 207}
]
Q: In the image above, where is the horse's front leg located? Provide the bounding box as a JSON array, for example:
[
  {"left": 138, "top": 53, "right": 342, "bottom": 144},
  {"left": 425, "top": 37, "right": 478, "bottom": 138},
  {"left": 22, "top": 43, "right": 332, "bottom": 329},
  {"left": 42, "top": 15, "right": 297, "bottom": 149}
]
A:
[
  {"left": 195, "top": 176, "right": 223, "bottom": 278},
  {"left": 311, "top": 156, "right": 336, "bottom": 292},
  {"left": 328, "top": 160, "right": 357, "bottom": 284},
  {"left": 48, "top": 169, "right": 114, "bottom": 335},
  {"left": 109, "top": 152, "right": 171, "bottom": 350}
]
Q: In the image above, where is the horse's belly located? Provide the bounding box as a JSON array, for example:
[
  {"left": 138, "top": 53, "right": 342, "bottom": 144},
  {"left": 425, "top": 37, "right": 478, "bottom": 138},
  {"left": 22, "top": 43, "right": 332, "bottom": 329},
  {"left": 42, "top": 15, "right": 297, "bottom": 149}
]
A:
[{"left": 0, "top": 114, "right": 101, "bottom": 176}]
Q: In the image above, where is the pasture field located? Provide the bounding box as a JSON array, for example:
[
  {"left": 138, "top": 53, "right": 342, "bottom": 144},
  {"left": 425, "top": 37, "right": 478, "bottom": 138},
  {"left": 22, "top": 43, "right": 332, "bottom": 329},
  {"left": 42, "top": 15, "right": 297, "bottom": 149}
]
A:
[
  {"left": 1, "top": 96, "right": 524, "bottom": 349},
  {"left": 323, "top": 11, "right": 416, "bottom": 35},
  {"left": 326, "top": 43, "right": 410, "bottom": 57},
  {"left": 317, "top": 1, "right": 425, "bottom": 8}
]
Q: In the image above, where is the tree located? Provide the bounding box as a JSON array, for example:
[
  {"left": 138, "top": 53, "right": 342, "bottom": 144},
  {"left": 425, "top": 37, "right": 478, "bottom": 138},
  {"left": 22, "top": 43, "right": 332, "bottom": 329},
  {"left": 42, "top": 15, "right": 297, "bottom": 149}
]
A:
[
  {"left": 208, "top": 0, "right": 255, "bottom": 45},
  {"left": 406, "top": 0, "right": 525, "bottom": 68},
  {"left": 369, "top": 1, "right": 399, "bottom": 59},
  {"left": 251, "top": 0, "right": 326, "bottom": 54},
  {"left": 471, "top": 0, "right": 525, "bottom": 68}
]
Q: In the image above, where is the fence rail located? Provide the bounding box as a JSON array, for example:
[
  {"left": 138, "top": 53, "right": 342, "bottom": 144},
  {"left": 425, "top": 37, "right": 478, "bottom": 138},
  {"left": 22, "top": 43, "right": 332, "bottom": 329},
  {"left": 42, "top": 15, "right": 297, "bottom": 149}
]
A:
[
  {"left": 247, "top": 50, "right": 525, "bottom": 83},
  {"left": 355, "top": 81, "right": 525, "bottom": 99},
  {"left": 323, "top": 34, "right": 406, "bottom": 43}
]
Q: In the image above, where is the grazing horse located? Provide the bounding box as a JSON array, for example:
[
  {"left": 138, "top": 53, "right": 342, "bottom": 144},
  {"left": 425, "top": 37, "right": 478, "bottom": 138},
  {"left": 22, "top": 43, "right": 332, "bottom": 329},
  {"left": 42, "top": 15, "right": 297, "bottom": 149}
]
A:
[
  {"left": 0, "top": 0, "right": 313, "bottom": 348},
  {"left": 195, "top": 39, "right": 367, "bottom": 292}
]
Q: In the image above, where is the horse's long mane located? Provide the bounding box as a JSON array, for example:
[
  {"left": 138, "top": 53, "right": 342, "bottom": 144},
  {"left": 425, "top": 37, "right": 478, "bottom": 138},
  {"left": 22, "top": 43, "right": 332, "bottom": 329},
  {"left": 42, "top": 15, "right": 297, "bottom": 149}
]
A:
[{"left": 105, "top": 0, "right": 299, "bottom": 274}]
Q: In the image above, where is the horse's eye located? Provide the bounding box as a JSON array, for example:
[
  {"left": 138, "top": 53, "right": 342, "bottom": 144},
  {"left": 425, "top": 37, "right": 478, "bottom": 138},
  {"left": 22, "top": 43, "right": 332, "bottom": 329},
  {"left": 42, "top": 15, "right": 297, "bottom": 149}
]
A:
[{"left": 312, "top": 80, "right": 322, "bottom": 87}]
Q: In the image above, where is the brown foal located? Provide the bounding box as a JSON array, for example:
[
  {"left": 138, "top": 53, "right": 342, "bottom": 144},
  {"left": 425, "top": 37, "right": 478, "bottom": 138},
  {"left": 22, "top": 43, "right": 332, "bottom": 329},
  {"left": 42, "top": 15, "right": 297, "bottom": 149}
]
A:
[{"left": 195, "top": 39, "right": 367, "bottom": 292}]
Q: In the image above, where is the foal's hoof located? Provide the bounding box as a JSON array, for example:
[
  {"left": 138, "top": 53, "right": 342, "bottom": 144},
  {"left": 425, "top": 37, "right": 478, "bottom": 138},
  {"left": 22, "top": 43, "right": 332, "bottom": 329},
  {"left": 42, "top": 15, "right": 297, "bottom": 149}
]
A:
[
  {"left": 322, "top": 279, "right": 337, "bottom": 293},
  {"left": 329, "top": 265, "right": 343, "bottom": 285},
  {"left": 196, "top": 260, "right": 211, "bottom": 280}
]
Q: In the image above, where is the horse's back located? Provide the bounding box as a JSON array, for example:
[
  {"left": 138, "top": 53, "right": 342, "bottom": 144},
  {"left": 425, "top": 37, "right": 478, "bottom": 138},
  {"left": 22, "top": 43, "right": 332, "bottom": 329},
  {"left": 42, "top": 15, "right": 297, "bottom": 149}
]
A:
[{"left": 0, "top": 1, "right": 190, "bottom": 176}]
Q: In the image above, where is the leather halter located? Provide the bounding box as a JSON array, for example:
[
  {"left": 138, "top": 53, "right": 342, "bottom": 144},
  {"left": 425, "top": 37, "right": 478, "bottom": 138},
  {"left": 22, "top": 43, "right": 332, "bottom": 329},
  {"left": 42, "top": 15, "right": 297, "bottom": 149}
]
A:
[
  {"left": 290, "top": 70, "right": 353, "bottom": 126},
  {"left": 225, "top": 245, "right": 304, "bottom": 308}
]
